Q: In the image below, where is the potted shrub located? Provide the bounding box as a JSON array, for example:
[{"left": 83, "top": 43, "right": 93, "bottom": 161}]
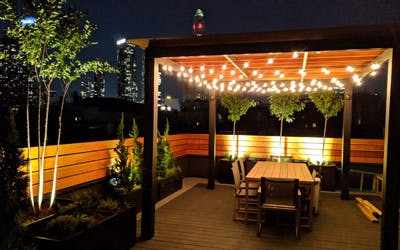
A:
[
  {"left": 218, "top": 93, "right": 256, "bottom": 183},
  {"left": 268, "top": 93, "right": 304, "bottom": 161},
  {"left": 26, "top": 189, "right": 136, "bottom": 250},
  {"left": 157, "top": 119, "right": 183, "bottom": 200},
  {"left": 109, "top": 113, "right": 143, "bottom": 210}
]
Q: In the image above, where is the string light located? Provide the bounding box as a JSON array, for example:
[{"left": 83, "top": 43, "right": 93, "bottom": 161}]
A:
[
  {"left": 293, "top": 51, "right": 299, "bottom": 58},
  {"left": 267, "top": 58, "right": 274, "bottom": 64},
  {"left": 200, "top": 65, "right": 205, "bottom": 71},
  {"left": 243, "top": 62, "right": 249, "bottom": 68},
  {"left": 346, "top": 66, "right": 355, "bottom": 72}
]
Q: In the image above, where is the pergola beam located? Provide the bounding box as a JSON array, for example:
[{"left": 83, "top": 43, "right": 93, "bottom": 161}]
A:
[
  {"left": 359, "top": 48, "right": 392, "bottom": 80},
  {"left": 223, "top": 55, "right": 253, "bottom": 80}
]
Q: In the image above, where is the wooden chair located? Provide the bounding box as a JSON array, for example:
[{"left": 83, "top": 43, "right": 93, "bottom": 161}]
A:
[
  {"left": 257, "top": 177, "right": 301, "bottom": 240},
  {"left": 238, "top": 160, "right": 259, "bottom": 190},
  {"left": 231, "top": 162, "right": 258, "bottom": 221}
]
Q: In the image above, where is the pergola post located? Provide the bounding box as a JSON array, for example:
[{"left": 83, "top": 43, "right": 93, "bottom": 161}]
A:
[
  {"left": 141, "top": 52, "right": 158, "bottom": 240},
  {"left": 208, "top": 89, "right": 216, "bottom": 189},
  {"left": 340, "top": 82, "right": 352, "bottom": 200},
  {"left": 381, "top": 47, "right": 400, "bottom": 250}
]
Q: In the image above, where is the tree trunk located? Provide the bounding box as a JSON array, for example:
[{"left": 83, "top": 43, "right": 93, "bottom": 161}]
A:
[
  {"left": 38, "top": 86, "right": 52, "bottom": 211},
  {"left": 279, "top": 117, "right": 284, "bottom": 162},
  {"left": 232, "top": 121, "right": 237, "bottom": 158},
  {"left": 50, "top": 84, "right": 69, "bottom": 208},
  {"left": 36, "top": 82, "right": 42, "bottom": 212},
  {"left": 322, "top": 116, "right": 328, "bottom": 163},
  {"left": 26, "top": 80, "right": 35, "bottom": 214}
]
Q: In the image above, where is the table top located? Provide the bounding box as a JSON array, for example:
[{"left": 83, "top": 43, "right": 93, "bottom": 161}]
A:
[{"left": 246, "top": 161, "right": 315, "bottom": 184}]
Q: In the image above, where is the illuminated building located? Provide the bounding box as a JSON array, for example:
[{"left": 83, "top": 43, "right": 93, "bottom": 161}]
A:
[
  {"left": 0, "top": 38, "right": 36, "bottom": 108},
  {"left": 116, "top": 38, "right": 143, "bottom": 103},
  {"left": 192, "top": 9, "right": 205, "bottom": 37},
  {"left": 80, "top": 73, "right": 105, "bottom": 99}
]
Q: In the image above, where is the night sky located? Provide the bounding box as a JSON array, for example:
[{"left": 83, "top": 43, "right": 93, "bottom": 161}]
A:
[{"left": 69, "top": 0, "right": 400, "bottom": 97}]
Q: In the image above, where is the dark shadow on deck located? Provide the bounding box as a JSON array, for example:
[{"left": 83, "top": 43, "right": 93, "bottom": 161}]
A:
[{"left": 133, "top": 183, "right": 382, "bottom": 250}]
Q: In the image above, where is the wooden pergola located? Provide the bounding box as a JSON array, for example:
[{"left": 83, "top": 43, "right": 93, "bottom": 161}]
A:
[{"left": 130, "top": 24, "right": 400, "bottom": 250}]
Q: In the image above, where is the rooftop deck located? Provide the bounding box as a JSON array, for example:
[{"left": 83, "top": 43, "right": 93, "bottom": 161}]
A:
[{"left": 133, "top": 178, "right": 385, "bottom": 250}]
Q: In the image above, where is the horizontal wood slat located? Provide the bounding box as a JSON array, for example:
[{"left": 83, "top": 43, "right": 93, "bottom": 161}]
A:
[{"left": 21, "top": 134, "right": 384, "bottom": 197}]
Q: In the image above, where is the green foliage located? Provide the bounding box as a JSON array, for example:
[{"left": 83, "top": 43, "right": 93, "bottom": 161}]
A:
[
  {"left": 0, "top": 0, "right": 117, "bottom": 84},
  {"left": 70, "top": 189, "right": 101, "bottom": 213},
  {"left": 109, "top": 113, "right": 135, "bottom": 190},
  {"left": 269, "top": 93, "right": 305, "bottom": 123},
  {"left": 308, "top": 91, "right": 343, "bottom": 119},
  {"left": 128, "top": 118, "right": 143, "bottom": 189},
  {"left": 98, "top": 198, "right": 120, "bottom": 212},
  {"left": 45, "top": 214, "right": 94, "bottom": 238},
  {"left": 0, "top": 109, "right": 28, "bottom": 250},
  {"left": 157, "top": 119, "right": 181, "bottom": 180},
  {"left": 220, "top": 92, "right": 256, "bottom": 124}
]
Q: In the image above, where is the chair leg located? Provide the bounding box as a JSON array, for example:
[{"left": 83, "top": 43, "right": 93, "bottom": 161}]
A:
[
  {"left": 295, "top": 209, "right": 301, "bottom": 240},
  {"left": 257, "top": 210, "right": 262, "bottom": 237}
]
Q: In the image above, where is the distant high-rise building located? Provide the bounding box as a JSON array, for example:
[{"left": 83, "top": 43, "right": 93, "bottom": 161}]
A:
[
  {"left": 80, "top": 73, "right": 105, "bottom": 99},
  {"left": 183, "top": 85, "right": 208, "bottom": 101},
  {"left": 116, "top": 38, "right": 143, "bottom": 103},
  {"left": 192, "top": 9, "right": 205, "bottom": 37},
  {"left": 0, "top": 38, "right": 36, "bottom": 108}
]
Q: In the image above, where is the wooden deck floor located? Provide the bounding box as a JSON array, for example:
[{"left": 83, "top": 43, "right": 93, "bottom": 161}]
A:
[{"left": 132, "top": 181, "right": 383, "bottom": 250}]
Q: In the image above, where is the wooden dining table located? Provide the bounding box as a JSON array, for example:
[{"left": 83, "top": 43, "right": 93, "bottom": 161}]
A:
[{"left": 245, "top": 161, "right": 316, "bottom": 228}]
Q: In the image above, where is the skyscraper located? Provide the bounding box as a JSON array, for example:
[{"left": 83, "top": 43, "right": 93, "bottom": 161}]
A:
[
  {"left": 80, "top": 73, "right": 105, "bottom": 99},
  {"left": 116, "top": 38, "right": 143, "bottom": 103},
  {"left": 0, "top": 38, "right": 36, "bottom": 108},
  {"left": 193, "top": 9, "right": 205, "bottom": 37}
]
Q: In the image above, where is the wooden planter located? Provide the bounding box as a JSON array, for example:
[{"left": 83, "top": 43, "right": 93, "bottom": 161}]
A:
[
  {"left": 121, "top": 188, "right": 142, "bottom": 212},
  {"left": 27, "top": 205, "right": 136, "bottom": 250},
  {"left": 216, "top": 159, "right": 234, "bottom": 184},
  {"left": 157, "top": 174, "right": 183, "bottom": 201}
]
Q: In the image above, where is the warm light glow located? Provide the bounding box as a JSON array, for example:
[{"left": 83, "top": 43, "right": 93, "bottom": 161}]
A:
[
  {"left": 168, "top": 66, "right": 173, "bottom": 72},
  {"left": 239, "top": 75, "right": 244, "bottom": 79},
  {"left": 180, "top": 66, "right": 185, "bottom": 71},
  {"left": 279, "top": 73, "right": 285, "bottom": 78},
  {"left": 293, "top": 51, "right": 299, "bottom": 58},
  {"left": 267, "top": 58, "right": 274, "bottom": 64},
  {"left": 209, "top": 68, "right": 214, "bottom": 74},
  {"left": 230, "top": 70, "right": 236, "bottom": 75},
  {"left": 346, "top": 66, "right": 355, "bottom": 72},
  {"left": 188, "top": 67, "right": 194, "bottom": 73},
  {"left": 371, "top": 63, "right": 380, "bottom": 70},
  {"left": 243, "top": 62, "right": 249, "bottom": 68},
  {"left": 200, "top": 65, "right": 205, "bottom": 71},
  {"left": 222, "top": 64, "right": 227, "bottom": 70},
  {"left": 252, "top": 70, "right": 258, "bottom": 76},
  {"left": 162, "top": 65, "right": 167, "bottom": 71},
  {"left": 258, "top": 73, "right": 263, "bottom": 78},
  {"left": 274, "top": 70, "right": 280, "bottom": 75},
  {"left": 370, "top": 71, "right": 377, "bottom": 76}
]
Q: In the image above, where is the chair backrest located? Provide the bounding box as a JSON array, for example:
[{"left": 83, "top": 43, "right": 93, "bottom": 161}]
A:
[
  {"left": 231, "top": 161, "right": 241, "bottom": 191},
  {"left": 260, "top": 177, "right": 299, "bottom": 207},
  {"left": 239, "top": 159, "right": 246, "bottom": 180}
]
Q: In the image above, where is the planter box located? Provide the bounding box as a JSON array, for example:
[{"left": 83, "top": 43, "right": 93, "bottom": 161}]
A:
[
  {"left": 216, "top": 159, "right": 234, "bottom": 184},
  {"left": 27, "top": 205, "right": 136, "bottom": 250},
  {"left": 121, "top": 188, "right": 142, "bottom": 212},
  {"left": 157, "top": 174, "right": 183, "bottom": 201}
]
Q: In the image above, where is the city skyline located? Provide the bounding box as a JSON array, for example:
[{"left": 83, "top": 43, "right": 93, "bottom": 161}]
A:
[{"left": 69, "top": 0, "right": 400, "bottom": 98}]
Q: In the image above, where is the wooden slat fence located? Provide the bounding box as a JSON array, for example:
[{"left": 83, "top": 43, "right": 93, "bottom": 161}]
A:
[{"left": 21, "top": 134, "right": 383, "bottom": 196}]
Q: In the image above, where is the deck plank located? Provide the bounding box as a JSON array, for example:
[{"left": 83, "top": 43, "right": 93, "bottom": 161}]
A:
[{"left": 133, "top": 182, "right": 383, "bottom": 250}]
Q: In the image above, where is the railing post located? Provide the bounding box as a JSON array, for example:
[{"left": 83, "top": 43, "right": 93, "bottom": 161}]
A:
[
  {"left": 381, "top": 48, "right": 400, "bottom": 250},
  {"left": 341, "top": 81, "right": 352, "bottom": 200},
  {"left": 208, "top": 89, "right": 216, "bottom": 189},
  {"left": 141, "top": 51, "right": 158, "bottom": 240}
]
